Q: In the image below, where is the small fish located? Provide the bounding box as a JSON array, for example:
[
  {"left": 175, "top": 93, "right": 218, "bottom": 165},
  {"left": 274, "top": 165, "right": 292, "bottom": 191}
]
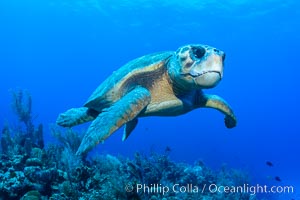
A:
[
  {"left": 266, "top": 161, "right": 274, "bottom": 167},
  {"left": 275, "top": 176, "right": 282, "bottom": 182},
  {"left": 165, "top": 146, "right": 172, "bottom": 153}
]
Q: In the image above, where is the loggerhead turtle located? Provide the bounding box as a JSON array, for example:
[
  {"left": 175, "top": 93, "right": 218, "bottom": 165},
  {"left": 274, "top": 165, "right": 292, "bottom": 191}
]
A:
[{"left": 57, "top": 44, "right": 237, "bottom": 155}]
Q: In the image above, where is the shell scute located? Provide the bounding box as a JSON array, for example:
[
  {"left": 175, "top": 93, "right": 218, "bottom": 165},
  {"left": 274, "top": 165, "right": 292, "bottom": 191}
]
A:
[{"left": 84, "top": 51, "right": 173, "bottom": 111}]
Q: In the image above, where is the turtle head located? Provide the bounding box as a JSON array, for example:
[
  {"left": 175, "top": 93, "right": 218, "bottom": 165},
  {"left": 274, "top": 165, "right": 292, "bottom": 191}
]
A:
[{"left": 169, "top": 44, "right": 225, "bottom": 91}]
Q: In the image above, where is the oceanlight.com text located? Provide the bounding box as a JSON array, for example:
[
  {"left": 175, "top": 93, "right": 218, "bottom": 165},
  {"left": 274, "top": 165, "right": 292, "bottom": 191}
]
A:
[
  {"left": 207, "top": 183, "right": 294, "bottom": 195},
  {"left": 125, "top": 183, "right": 294, "bottom": 196}
]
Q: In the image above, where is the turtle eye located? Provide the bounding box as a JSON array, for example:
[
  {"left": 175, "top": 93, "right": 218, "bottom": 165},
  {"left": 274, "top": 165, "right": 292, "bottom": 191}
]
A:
[{"left": 192, "top": 46, "right": 206, "bottom": 59}]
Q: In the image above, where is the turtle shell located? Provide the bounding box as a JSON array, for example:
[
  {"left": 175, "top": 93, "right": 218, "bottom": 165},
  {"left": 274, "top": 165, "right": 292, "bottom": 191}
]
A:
[{"left": 84, "top": 51, "right": 173, "bottom": 112}]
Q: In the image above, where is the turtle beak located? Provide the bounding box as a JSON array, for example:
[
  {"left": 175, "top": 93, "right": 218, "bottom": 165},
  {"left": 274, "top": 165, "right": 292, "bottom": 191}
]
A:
[{"left": 190, "top": 50, "right": 224, "bottom": 88}]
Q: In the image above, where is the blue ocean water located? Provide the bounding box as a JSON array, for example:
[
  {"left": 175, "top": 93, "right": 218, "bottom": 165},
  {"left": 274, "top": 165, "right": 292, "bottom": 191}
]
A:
[{"left": 0, "top": 0, "right": 299, "bottom": 199}]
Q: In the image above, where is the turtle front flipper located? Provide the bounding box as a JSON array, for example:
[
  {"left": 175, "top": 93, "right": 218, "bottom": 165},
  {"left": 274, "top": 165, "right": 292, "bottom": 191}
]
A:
[
  {"left": 198, "top": 94, "right": 237, "bottom": 128},
  {"left": 76, "top": 87, "right": 151, "bottom": 155},
  {"left": 56, "top": 107, "right": 98, "bottom": 127}
]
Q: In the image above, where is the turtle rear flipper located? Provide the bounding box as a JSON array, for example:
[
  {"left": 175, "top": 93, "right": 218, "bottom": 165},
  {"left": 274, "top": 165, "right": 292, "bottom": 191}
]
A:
[
  {"left": 76, "top": 87, "right": 151, "bottom": 155},
  {"left": 56, "top": 107, "right": 98, "bottom": 127},
  {"left": 123, "top": 118, "right": 138, "bottom": 141}
]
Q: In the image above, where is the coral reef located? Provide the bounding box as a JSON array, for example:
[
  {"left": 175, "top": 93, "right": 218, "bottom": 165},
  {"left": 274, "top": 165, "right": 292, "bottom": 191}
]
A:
[
  {"left": 1, "top": 89, "right": 44, "bottom": 157},
  {"left": 0, "top": 90, "right": 255, "bottom": 199}
]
